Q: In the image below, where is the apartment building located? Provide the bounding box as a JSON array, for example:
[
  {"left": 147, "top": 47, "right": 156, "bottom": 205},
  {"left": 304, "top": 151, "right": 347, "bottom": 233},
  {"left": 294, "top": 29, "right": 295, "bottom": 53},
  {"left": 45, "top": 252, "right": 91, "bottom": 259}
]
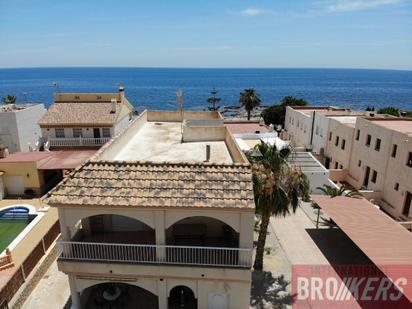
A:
[
  {"left": 324, "top": 116, "right": 357, "bottom": 169},
  {"left": 0, "top": 103, "right": 46, "bottom": 153},
  {"left": 284, "top": 106, "right": 370, "bottom": 154},
  {"left": 38, "top": 87, "right": 133, "bottom": 149},
  {"left": 284, "top": 106, "right": 348, "bottom": 152},
  {"left": 44, "top": 110, "right": 254, "bottom": 309},
  {"left": 346, "top": 118, "right": 412, "bottom": 220}
]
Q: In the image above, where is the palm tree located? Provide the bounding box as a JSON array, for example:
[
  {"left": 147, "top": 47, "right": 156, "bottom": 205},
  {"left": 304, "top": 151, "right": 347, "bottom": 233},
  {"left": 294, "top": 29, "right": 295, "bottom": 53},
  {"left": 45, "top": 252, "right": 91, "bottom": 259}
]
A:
[
  {"left": 239, "top": 88, "right": 261, "bottom": 120},
  {"left": 2, "top": 95, "right": 16, "bottom": 104},
  {"left": 248, "top": 142, "right": 310, "bottom": 270},
  {"left": 207, "top": 87, "right": 221, "bottom": 111},
  {"left": 316, "top": 184, "right": 362, "bottom": 198}
]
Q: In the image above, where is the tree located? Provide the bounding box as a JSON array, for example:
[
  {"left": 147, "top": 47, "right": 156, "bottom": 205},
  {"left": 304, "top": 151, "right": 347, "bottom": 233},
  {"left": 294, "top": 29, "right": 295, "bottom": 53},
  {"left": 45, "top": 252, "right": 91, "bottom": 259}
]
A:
[
  {"left": 377, "top": 106, "right": 399, "bottom": 117},
  {"left": 280, "top": 96, "right": 308, "bottom": 107},
  {"left": 2, "top": 95, "right": 16, "bottom": 104},
  {"left": 261, "top": 96, "right": 308, "bottom": 126},
  {"left": 316, "top": 184, "right": 362, "bottom": 198},
  {"left": 239, "top": 88, "right": 261, "bottom": 120},
  {"left": 248, "top": 142, "right": 310, "bottom": 270},
  {"left": 207, "top": 87, "right": 221, "bottom": 111}
]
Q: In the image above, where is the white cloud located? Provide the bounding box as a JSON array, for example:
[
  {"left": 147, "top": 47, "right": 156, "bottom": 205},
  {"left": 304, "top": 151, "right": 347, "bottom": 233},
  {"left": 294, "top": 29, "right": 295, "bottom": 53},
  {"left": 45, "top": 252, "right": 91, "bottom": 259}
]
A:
[
  {"left": 239, "top": 7, "right": 277, "bottom": 16},
  {"left": 324, "top": 0, "right": 404, "bottom": 13}
]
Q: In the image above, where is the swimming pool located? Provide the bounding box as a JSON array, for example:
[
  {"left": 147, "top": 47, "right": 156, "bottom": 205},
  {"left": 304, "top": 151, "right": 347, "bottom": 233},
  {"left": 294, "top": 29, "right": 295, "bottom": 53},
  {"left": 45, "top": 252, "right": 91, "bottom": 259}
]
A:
[{"left": 0, "top": 205, "right": 42, "bottom": 254}]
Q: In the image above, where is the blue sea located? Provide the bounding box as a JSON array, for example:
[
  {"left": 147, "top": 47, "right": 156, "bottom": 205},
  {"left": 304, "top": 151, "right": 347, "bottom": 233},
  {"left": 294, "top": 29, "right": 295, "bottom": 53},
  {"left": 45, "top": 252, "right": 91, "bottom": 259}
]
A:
[{"left": 0, "top": 67, "right": 411, "bottom": 111}]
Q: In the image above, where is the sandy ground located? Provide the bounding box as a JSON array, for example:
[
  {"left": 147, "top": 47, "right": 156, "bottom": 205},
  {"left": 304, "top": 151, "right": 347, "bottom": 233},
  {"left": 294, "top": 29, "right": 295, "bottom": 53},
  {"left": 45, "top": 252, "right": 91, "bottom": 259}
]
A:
[{"left": 20, "top": 260, "right": 70, "bottom": 309}]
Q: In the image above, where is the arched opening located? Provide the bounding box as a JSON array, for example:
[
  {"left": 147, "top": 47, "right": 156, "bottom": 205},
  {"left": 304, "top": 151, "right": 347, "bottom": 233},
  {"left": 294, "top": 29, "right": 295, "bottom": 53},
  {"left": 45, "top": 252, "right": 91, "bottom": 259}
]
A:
[
  {"left": 73, "top": 214, "right": 155, "bottom": 245},
  {"left": 81, "top": 282, "right": 158, "bottom": 309},
  {"left": 166, "top": 216, "right": 239, "bottom": 248},
  {"left": 168, "top": 285, "right": 197, "bottom": 309}
]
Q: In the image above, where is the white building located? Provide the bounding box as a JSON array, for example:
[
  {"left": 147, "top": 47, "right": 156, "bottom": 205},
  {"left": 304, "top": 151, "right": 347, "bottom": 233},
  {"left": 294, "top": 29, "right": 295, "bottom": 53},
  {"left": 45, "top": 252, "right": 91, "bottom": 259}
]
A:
[
  {"left": 0, "top": 104, "right": 46, "bottom": 153},
  {"left": 44, "top": 110, "right": 254, "bottom": 309},
  {"left": 38, "top": 88, "right": 133, "bottom": 149}
]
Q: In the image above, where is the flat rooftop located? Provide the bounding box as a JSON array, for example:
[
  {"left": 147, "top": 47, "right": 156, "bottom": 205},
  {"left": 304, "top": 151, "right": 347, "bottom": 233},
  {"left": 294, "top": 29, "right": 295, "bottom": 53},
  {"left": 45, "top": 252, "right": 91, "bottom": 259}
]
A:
[
  {"left": 113, "top": 122, "right": 233, "bottom": 163},
  {"left": 369, "top": 119, "right": 412, "bottom": 134},
  {"left": 328, "top": 116, "right": 358, "bottom": 127}
]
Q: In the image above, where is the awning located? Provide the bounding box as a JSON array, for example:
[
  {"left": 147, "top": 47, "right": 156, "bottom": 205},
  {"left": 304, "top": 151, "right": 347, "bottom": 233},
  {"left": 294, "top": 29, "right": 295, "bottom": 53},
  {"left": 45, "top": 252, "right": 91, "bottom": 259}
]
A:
[
  {"left": 38, "top": 150, "right": 95, "bottom": 170},
  {"left": 312, "top": 195, "right": 412, "bottom": 301}
]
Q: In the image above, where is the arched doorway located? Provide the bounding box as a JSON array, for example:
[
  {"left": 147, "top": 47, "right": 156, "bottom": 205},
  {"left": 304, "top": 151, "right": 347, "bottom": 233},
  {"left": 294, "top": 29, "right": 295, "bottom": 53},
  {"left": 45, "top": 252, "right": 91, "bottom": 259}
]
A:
[
  {"left": 81, "top": 282, "right": 158, "bottom": 309},
  {"left": 169, "top": 285, "right": 197, "bottom": 309}
]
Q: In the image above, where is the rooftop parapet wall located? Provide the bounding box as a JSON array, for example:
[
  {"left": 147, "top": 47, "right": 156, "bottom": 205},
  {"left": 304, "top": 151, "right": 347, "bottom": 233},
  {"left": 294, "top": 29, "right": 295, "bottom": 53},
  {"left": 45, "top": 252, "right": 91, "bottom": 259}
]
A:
[
  {"left": 92, "top": 110, "right": 247, "bottom": 163},
  {"left": 54, "top": 93, "right": 122, "bottom": 102}
]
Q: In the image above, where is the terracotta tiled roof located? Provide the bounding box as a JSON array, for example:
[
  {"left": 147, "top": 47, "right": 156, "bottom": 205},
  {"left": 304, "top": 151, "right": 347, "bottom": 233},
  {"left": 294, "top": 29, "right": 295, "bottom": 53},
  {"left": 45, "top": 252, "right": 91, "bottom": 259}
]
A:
[
  {"left": 44, "top": 161, "right": 255, "bottom": 209},
  {"left": 38, "top": 100, "right": 132, "bottom": 126}
]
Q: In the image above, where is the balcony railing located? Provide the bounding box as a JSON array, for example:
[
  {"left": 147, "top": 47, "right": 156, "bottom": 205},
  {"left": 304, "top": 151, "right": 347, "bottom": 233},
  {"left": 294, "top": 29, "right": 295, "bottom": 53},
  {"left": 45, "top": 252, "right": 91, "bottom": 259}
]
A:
[
  {"left": 57, "top": 241, "right": 252, "bottom": 268},
  {"left": 48, "top": 137, "right": 111, "bottom": 147}
]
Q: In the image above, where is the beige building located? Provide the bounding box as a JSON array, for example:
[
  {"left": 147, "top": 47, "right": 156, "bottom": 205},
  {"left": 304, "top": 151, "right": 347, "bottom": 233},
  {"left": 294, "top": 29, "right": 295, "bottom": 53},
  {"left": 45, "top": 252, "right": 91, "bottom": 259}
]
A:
[
  {"left": 324, "top": 116, "right": 357, "bottom": 170},
  {"left": 346, "top": 118, "right": 412, "bottom": 220},
  {"left": 44, "top": 110, "right": 255, "bottom": 309},
  {"left": 38, "top": 87, "right": 133, "bottom": 149}
]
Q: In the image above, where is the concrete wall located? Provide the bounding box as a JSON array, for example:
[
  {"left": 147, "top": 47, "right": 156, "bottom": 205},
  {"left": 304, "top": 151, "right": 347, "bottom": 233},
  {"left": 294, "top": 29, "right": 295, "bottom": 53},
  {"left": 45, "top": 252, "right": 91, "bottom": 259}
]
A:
[
  {"left": 311, "top": 113, "right": 330, "bottom": 154},
  {"left": 284, "top": 107, "right": 312, "bottom": 148},
  {"left": 41, "top": 126, "right": 114, "bottom": 139},
  {"left": 380, "top": 131, "right": 412, "bottom": 219},
  {"left": 324, "top": 118, "right": 355, "bottom": 169},
  {"left": 147, "top": 110, "right": 221, "bottom": 122},
  {"left": 0, "top": 104, "right": 45, "bottom": 152},
  {"left": 61, "top": 262, "right": 251, "bottom": 309},
  {"left": 0, "top": 161, "right": 44, "bottom": 195},
  {"left": 113, "top": 114, "right": 131, "bottom": 135}
]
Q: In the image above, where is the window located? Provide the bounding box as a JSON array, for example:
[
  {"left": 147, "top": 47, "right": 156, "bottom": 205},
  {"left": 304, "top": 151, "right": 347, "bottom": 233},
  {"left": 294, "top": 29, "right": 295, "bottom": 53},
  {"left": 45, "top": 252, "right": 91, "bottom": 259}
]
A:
[
  {"left": 355, "top": 129, "right": 360, "bottom": 141},
  {"left": 339, "top": 164, "right": 343, "bottom": 169},
  {"left": 358, "top": 160, "right": 362, "bottom": 167},
  {"left": 371, "top": 170, "right": 377, "bottom": 183},
  {"left": 315, "top": 126, "right": 319, "bottom": 135},
  {"left": 73, "top": 128, "right": 82, "bottom": 138},
  {"left": 55, "top": 128, "right": 65, "bottom": 138},
  {"left": 366, "top": 134, "right": 371, "bottom": 147},
  {"left": 320, "top": 129, "right": 323, "bottom": 138},
  {"left": 391, "top": 144, "right": 397, "bottom": 158},
  {"left": 407, "top": 152, "right": 412, "bottom": 168},
  {"left": 102, "top": 128, "right": 111, "bottom": 138},
  {"left": 335, "top": 136, "right": 339, "bottom": 146},
  {"left": 335, "top": 162, "right": 339, "bottom": 169},
  {"left": 74, "top": 95, "right": 80, "bottom": 100},
  {"left": 375, "top": 138, "right": 381, "bottom": 151},
  {"left": 329, "top": 132, "right": 332, "bottom": 141},
  {"left": 394, "top": 183, "right": 399, "bottom": 191},
  {"left": 341, "top": 139, "right": 346, "bottom": 150}
]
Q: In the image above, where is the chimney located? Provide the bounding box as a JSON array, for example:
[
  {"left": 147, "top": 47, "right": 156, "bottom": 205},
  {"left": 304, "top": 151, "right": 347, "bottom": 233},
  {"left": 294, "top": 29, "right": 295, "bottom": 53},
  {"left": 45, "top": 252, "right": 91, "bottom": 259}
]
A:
[
  {"left": 118, "top": 86, "right": 125, "bottom": 100},
  {"left": 205, "top": 144, "right": 211, "bottom": 162},
  {"left": 110, "top": 99, "right": 117, "bottom": 114}
]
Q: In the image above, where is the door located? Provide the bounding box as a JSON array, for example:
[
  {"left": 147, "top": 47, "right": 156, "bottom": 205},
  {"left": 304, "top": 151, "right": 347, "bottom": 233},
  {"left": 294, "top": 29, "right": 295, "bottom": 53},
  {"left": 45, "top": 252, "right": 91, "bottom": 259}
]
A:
[
  {"left": 403, "top": 191, "right": 412, "bottom": 217},
  {"left": 363, "top": 166, "right": 370, "bottom": 188},
  {"left": 5, "top": 176, "right": 25, "bottom": 196},
  {"left": 93, "top": 128, "right": 101, "bottom": 138}
]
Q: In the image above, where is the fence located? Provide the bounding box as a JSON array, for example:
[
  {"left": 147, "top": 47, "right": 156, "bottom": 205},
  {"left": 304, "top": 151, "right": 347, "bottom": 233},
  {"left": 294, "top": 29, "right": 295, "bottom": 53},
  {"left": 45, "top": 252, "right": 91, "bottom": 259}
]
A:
[
  {"left": 58, "top": 241, "right": 252, "bottom": 268},
  {"left": 0, "top": 221, "right": 60, "bottom": 308}
]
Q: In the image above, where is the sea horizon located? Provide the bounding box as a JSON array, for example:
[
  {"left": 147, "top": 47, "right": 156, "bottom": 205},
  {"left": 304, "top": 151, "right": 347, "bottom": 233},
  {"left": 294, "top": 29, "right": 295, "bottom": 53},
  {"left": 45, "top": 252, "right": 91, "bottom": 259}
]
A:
[{"left": 1, "top": 67, "right": 411, "bottom": 111}]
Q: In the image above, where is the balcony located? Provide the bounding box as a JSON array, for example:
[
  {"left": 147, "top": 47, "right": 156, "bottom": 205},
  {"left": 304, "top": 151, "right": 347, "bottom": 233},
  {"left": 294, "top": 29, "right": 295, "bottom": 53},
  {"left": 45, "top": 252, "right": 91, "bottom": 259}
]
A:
[
  {"left": 57, "top": 240, "right": 252, "bottom": 268},
  {"left": 48, "top": 137, "right": 111, "bottom": 147}
]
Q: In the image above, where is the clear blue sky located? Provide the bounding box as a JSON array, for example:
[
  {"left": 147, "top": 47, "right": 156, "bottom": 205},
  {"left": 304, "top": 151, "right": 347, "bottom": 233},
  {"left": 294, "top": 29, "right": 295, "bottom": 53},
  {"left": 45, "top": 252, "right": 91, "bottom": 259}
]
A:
[{"left": 1, "top": 0, "right": 411, "bottom": 69}]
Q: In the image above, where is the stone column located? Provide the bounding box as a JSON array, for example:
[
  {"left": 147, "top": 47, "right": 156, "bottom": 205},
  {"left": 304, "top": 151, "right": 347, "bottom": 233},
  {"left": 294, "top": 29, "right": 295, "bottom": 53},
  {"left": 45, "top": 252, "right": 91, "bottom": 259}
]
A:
[
  {"left": 68, "top": 275, "right": 81, "bottom": 309},
  {"left": 157, "top": 279, "right": 168, "bottom": 309},
  {"left": 155, "top": 210, "right": 166, "bottom": 261},
  {"left": 238, "top": 212, "right": 254, "bottom": 266},
  {"left": 58, "top": 208, "right": 71, "bottom": 241}
]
